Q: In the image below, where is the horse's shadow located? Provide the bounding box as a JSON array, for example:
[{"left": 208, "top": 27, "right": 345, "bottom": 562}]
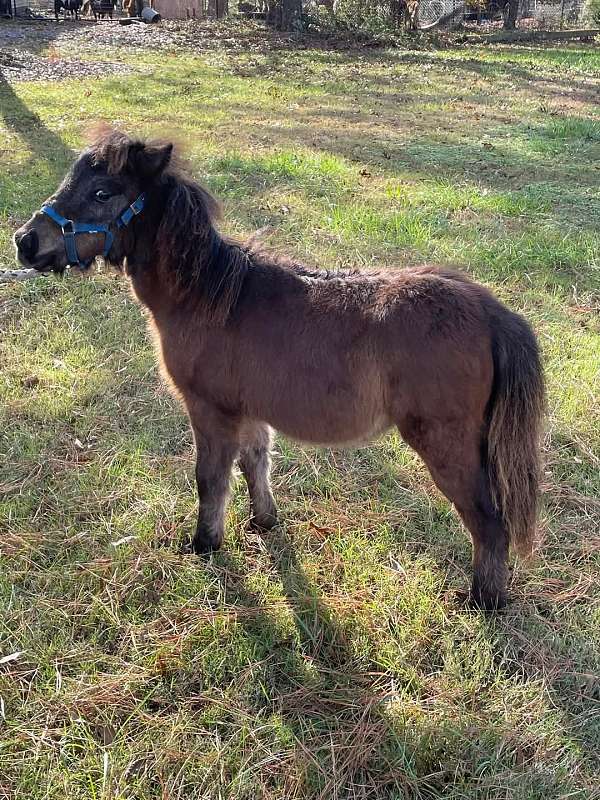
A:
[
  {"left": 193, "top": 438, "right": 600, "bottom": 795},
  {"left": 206, "top": 527, "right": 412, "bottom": 796}
]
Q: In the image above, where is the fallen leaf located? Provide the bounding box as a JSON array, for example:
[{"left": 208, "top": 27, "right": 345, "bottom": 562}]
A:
[{"left": 309, "top": 521, "right": 332, "bottom": 538}]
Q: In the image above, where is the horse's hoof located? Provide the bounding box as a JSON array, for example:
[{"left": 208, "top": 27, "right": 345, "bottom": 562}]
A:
[
  {"left": 466, "top": 588, "right": 508, "bottom": 612},
  {"left": 249, "top": 509, "right": 278, "bottom": 532},
  {"left": 190, "top": 529, "right": 222, "bottom": 555},
  {"left": 191, "top": 539, "right": 219, "bottom": 556}
]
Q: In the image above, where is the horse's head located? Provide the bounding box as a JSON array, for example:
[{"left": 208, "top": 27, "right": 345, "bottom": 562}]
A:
[{"left": 14, "top": 127, "right": 173, "bottom": 274}]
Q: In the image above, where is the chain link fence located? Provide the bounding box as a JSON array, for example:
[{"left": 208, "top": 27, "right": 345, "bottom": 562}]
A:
[
  {"left": 409, "top": 0, "right": 588, "bottom": 27},
  {"left": 418, "top": 0, "right": 464, "bottom": 26},
  {"left": 309, "top": 0, "right": 590, "bottom": 28}
]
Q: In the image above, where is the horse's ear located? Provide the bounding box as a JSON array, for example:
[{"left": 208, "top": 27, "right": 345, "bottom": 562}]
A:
[{"left": 135, "top": 142, "right": 173, "bottom": 178}]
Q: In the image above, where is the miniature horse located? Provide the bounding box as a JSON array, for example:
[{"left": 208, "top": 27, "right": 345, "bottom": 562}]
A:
[{"left": 14, "top": 128, "right": 545, "bottom": 609}]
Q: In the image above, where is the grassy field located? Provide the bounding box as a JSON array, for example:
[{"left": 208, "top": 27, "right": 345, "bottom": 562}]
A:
[{"left": 1, "top": 21, "right": 599, "bottom": 799}]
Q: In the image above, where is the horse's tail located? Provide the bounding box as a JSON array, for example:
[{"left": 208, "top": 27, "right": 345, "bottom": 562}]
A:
[{"left": 486, "top": 306, "right": 545, "bottom": 556}]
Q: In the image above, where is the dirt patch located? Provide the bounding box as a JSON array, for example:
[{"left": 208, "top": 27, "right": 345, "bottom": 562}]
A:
[
  {"left": 0, "top": 18, "right": 365, "bottom": 84},
  {"left": 0, "top": 18, "right": 295, "bottom": 57},
  {"left": 0, "top": 47, "right": 134, "bottom": 82}
]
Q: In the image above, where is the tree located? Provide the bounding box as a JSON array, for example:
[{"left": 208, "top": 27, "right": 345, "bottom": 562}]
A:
[
  {"left": 504, "top": 0, "right": 519, "bottom": 29},
  {"left": 266, "top": 0, "right": 303, "bottom": 30},
  {"left": 208, "top": 0, "right": 228, "bottom": 17}
]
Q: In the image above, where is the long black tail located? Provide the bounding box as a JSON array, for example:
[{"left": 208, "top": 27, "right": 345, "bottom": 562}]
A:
[{"left": 486, "top": 307, "right": 545, "bottom": 555}]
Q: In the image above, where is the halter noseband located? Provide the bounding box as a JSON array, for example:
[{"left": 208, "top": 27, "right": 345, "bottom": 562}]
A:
[{"left": 40, "top": 194, "right": 145, "bottom": 270}]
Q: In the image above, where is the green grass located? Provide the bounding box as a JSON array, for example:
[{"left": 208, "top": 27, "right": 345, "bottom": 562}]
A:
[{"left": 1, "top": 23, "right": 599, "bottom": 799}]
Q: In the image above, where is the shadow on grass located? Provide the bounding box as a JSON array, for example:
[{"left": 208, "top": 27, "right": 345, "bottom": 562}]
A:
[
  {"left": 213, "top": 44, "right": 600, "bottom": 109},
  {"left": 206, "top": 534, "right": 445, "bottom": 796},
  {"left": 207, "top": 539, "right": 407, "bottom": 796},
  {"left": 376, "top": 50, "right": 600, "bottom": 108},
  {"left": 0, "top": 73, "right": 75, "bottom": 218},
  {"left": 200, "top": 138, "right": 599, "bottom": 295}
]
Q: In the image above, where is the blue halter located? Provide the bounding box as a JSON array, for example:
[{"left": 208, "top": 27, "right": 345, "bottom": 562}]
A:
[{"left": 40, "top": 194, "right": 145, "bottom": 269}]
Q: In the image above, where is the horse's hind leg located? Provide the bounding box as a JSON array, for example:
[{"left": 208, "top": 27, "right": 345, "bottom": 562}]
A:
[
  {"left": 398, "top": 416, "right": 509, "bottom": 609},
  {"left": 452, "top": 464, "right": 509, "bottom": 610},
  {"left": 239, "top": 422, "right": 278, "bottom": 530}
]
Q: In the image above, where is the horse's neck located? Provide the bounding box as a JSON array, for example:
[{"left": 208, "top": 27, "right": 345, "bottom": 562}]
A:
[{"left": 124, "top": 195, "right": 175, "bottom": 314}]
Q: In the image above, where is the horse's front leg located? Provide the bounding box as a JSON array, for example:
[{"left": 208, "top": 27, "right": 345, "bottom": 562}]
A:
[{"left": 188, "top": 403, "right": 241, "bottom": 554}]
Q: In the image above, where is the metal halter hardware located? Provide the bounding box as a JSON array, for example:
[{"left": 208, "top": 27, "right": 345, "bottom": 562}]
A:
[{"left": 40, "top": 194, "right": 145, "bottom": 269}]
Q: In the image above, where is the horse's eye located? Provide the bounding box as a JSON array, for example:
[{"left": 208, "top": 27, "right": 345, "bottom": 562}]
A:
[{"left": 95, "top": 189, "right": 112, "bottom": 203}]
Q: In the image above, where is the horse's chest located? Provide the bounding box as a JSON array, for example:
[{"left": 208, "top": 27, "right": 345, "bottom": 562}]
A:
[
  {"left": 155, "top": 330, "right": 192, "bottom": 389},
  {"left": 143, "top": 316, "right": 189, "bottom": 394}
]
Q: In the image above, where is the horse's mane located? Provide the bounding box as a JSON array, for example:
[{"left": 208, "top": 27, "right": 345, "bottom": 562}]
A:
[
  {"left": 88, "top": 126, "right": 249, "bottom": 325},
  {"left": 154, "top": 175, "right": 250, "bottom": 325}
]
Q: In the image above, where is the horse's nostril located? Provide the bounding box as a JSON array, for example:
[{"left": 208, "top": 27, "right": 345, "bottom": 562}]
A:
[{"left": 17, "top": 230, "right": 39, "bottom": 260}]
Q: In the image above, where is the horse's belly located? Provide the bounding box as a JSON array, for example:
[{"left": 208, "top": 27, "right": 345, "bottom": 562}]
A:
[
  {"left": 247, "top": 361, "right": 392, "bottom": 447},
  {"left": 267, "top": 409, "right": 393, "bottom": 449}
]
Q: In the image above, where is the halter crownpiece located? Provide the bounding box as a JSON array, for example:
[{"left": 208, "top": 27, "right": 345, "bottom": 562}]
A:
[{"left": 40, "top": 194, "right": 145, "bottom": 270}]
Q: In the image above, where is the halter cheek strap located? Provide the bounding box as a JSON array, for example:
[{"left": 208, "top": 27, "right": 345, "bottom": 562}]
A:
[{"left": 40, "top": 194, "right": 145, "bottom": 270}]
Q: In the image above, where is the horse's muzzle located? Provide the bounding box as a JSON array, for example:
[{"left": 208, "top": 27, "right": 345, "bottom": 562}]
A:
[
  {"left": 15, "top": 230, "right": 39, "bottom": 263},
  {"left": 14, "top": 225, "right": 66, "bottom": 273}
]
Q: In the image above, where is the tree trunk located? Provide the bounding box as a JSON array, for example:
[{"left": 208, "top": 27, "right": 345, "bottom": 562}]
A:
[
  {"left": 208, "top": 0, "right": 228, "bottom": 16},
  {"left": 267, "top": 0, "right": 303, "bottom": 30},
  {"left": 405, "top": 0, "right": 420, "bottom": 30},
  {"left": 504, "top": 0, "right": 519, "bottom": 29},
  {"left": 390, "top": 0, "right": 403, "bottom": 27}
]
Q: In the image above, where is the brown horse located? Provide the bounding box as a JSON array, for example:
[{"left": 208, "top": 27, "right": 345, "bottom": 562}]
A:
[{"left": 14, "top": 128, "right": 545, "bottom": 609}]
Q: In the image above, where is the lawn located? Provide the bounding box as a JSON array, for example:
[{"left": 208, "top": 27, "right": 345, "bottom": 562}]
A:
[{"left": 0, "top": 20, "right": 599, "bottom": 799}]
